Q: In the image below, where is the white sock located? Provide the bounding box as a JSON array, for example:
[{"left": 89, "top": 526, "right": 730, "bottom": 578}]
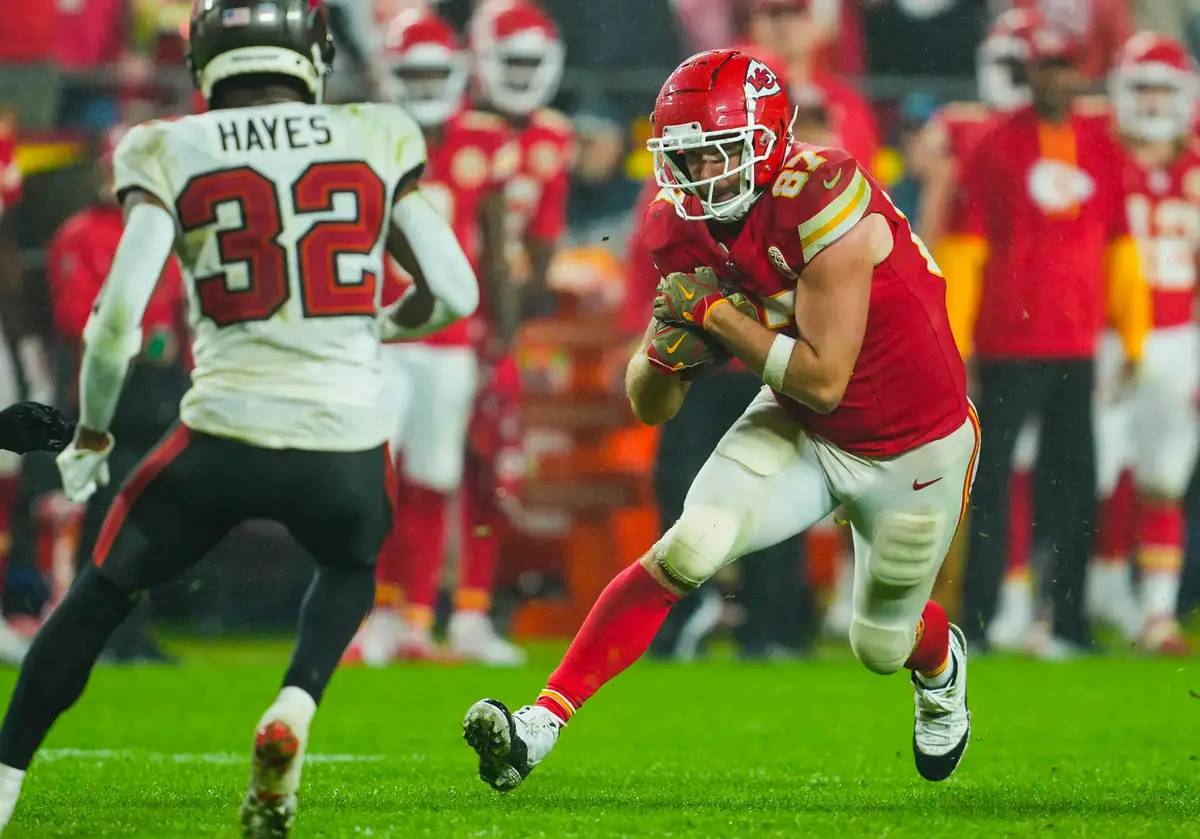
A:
[
  {"left": 0, "top": 764, "right": 26, "bottom": 828},
  {"left": 253, "top": 687, "right": 317, "bottom": 798},
  {"left": 1141, "top": 571, "right": 1181, "bottom": 618},
  {"left": 916, "top": 652, "right": 954, "bottom": 690}
]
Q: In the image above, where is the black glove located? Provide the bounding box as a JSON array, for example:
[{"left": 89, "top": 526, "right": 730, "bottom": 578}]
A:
[{"left": 0, "top": 402, "right": 75, "bottom": 454}]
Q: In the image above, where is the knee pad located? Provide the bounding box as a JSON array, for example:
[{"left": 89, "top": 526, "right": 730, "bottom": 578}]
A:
[
  {"left": 868, "top": 510, "right": 946, "bottom": 589},
  {"left": 849, "top": 617, "right": 913, "bottom": 675},
  {"left": 651, "top": 505, "right": 740, "bottom": 590}
]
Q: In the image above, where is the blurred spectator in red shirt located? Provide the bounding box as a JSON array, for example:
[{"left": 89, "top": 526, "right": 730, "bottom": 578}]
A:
[
  {"left": 0, "top": 0, "right": 55, "bottom": 63},
  {"left": 1005, "top": 0, "right": 1132, "bottom": 80},
  {"left": 748, "top": 0, "right": 880, "bottom": 166}
]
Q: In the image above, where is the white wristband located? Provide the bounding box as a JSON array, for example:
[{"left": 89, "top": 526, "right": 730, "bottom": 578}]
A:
[{"left": 762, "top": 333, "right": 795, "bottom": 392}]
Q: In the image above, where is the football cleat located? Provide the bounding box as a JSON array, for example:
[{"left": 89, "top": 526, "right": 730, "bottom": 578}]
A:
[
  {"left": 1139, "top": 615, "right": 1192, "bottom": 656},
  {"left": 912, "top": 624, "right": 971, "bottom": 782},
  {"left": 462, "top": 699, "right": 560, "bottom": 793},
  {"left": 240, "top": 720, "right": 302, "bottom": 838},
  {"left": 448, "top": 612, "right": 526, "bottom": 666}
]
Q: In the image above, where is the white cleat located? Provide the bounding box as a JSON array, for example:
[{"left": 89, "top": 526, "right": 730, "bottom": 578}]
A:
[
  {"left": 1085, "top": 566, "right": 1142, "bottom": 641},
  {"left": 912, "top": 624, "right": 971, "bottom": 782},
  {"left": 987, "top": 576, "right": 1035, "bottom": 651},
  {"left": 240, "top": 689, "right": 313, "bottom": 838},
  {"left": 448, "top": 612, "right": 526, "bottom": 666},
  {"left": 342, "top": 608, "right": 406, "bottom": 667},
  {"left": 462, "top": 700, "right": 560, "bottom": 793},
  {"left": 0, "top": 764, "right": 25, "bottom": 834},
  {"left": 0, "top": 621, "right": 29, "bottom": 668}
]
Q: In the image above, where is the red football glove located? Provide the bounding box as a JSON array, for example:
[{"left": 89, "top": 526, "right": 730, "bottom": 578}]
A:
[{"left": 645, "top": 323, "right": 729, "bottom": 376}]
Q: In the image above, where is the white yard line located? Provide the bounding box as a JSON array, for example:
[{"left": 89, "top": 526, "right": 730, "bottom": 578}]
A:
[{"left": 39, "top": 749, "right": 386, "bottom": 765}]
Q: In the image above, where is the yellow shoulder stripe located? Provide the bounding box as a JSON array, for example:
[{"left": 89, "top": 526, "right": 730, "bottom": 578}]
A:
[{"left": 798, "top": 168, "right": 872, "bottom": 263}]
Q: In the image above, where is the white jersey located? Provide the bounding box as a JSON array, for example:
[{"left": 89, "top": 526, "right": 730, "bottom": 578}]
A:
[{"left": 112, "top": 102, "right": 427, "bottom": 452}]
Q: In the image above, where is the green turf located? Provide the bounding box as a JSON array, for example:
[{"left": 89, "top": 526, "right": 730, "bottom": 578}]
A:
[{"left": 1, "top": 641, "right": 1197, "bottom": 838}]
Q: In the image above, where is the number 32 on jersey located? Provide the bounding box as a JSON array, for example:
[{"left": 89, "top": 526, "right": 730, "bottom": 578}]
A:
[
  {"left": 770, "top": 149, "right": 942, "bottom": 276},
  {"left": 177, "top": 161, "right": 386, "bottom": 327}
]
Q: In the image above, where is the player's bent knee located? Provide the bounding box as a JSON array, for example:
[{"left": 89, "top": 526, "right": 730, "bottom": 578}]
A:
[
  {"left": 651, "top": 505, "right": 740, "bottom": 590},
  {"left": 868, "top": 510, "right": 946, "bottom": 588},
  {"left": 849, "top": 618, "right": 912, "bottom": 675}
]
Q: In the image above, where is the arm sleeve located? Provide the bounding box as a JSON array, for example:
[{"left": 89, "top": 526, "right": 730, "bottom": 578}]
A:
[
  {"left": 112, "top": 123, "right": 176, "bottom": 210},
  {"left": 934, "top": 141, "right": 989, "bottom": 358},
  {"left": 78, "top": 203, "right": 176, "bottom": 432},
  {"left": 1105, "top": 234, "right": 1149, "bottom": 362},
  {"left": 527, "top": 157, "right": 570, "bottom": 243}
]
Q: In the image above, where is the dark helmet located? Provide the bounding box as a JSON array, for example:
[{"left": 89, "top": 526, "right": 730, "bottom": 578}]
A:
[{"left": 187, "top": 0, "right": 336, "bottom": 104}]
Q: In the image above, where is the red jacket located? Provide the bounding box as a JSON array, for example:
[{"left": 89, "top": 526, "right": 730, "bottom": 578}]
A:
[{"left": 46, "top": 204, "right": 186, "bottom": 356}]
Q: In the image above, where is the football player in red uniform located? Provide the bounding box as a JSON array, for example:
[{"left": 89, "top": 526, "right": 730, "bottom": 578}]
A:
[
  {"left": 346, "top": 8, "right": 522, "bottom": 665},
  {"left": 940, "top": 19, "right": 1148, "bottom": 657},
  {"left": 461, "top": 0, "right": 572, "bottom": 663},
  {"left": 1090, "top": 33, "right": 1200, "bottom": 654},
  {"left": 923, "top": 9, "right": 1050, "bottom": 651},
  {"left": 463, "top": 49, "right": 979, "bottom": 789}
]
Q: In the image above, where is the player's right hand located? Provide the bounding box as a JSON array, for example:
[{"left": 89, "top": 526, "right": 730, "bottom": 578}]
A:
[
  {"left": 56, "top": 433, "right": 114, "bottom": 503},
  {"left": 654, "top": 268, "right": 764, "bottom": 331},
  {"left": 645, "top": 323, "right": 726, "bottom": 375}
]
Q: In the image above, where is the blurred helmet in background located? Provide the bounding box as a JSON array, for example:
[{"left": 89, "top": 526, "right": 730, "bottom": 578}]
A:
[
  {"left": 469, "top": 0, "right": 564, "bottom": 116},
  {"left": 647, "top": 49, "right": 793, "bottom": 222},
  {"left": 382, "top": 8, "right": 468, "bottom": 127},
  {"left": 976, "top": 8, "right": 1046, "bottom": 110},
  {"left": 1110, "top": 32, "right": 1199, "bottom": 143}
]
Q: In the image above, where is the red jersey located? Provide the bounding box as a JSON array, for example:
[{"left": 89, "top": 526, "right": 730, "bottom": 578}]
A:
[
  {"left": 506, "top": 108, "right": 573, "bottom": 253},
  {"left": 643, "top": 145, "right": 967, "bottom": 457},
  {"left": 618, "top": 178, "right": 664, "bottom": 337},
  {"left": 958, "top": 105, "right": 1129, "bottom": 359},
  {"left": 0, "top": 123, "right": 21, "bottom": 219},
  {"left": 1120, "top": 139, "right": 1200, "bottom": 329},
  {"left": 46, "top": 204, "right": 185, "bottom": 355},
  {"left": 384, "top": 110, "right": 517, "bottom": 346}
]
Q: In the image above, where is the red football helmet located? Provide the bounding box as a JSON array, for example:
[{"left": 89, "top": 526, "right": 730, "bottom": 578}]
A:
[
  {"left": 1110, "top": 32, "right": 1199, "bottom": 142},
  {"left": 648, "top": 49, "right": 793, "bottom": 222},
  {"left": 383, "top": 9, "right": 468, "bottom": 127},
  {"left": 469, "top": 0, "right": 563, "bottom": 116}
]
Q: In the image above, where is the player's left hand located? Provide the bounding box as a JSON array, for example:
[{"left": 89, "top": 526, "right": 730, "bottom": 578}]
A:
[
  {"left": 0, "top": 401, "right": 75, "bottom": 454},
  {"left": 56, "top": 430, "right": 114, "bottom": 503},
  {"left": 654, "top": 268, "right": 762, "bottom": 330}
]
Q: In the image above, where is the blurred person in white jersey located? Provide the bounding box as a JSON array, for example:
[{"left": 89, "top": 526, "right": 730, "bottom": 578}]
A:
[{"left": 0, "top": 2, "right": 477, "bottom": 837}]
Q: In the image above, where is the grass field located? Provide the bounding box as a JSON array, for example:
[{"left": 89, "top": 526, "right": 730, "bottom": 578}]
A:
[{"left": 0, "top": 640, "right": 1197, "bottom": 838}]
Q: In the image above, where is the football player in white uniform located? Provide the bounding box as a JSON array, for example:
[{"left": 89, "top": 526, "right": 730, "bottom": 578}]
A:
[{"left": 0, "top": 2, "right": 477, "bottom": 837}]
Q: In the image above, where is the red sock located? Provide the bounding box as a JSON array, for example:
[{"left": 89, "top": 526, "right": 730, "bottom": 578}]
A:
[
  {"left": 1005, "top": 469, "right": 1032, "bottom": 577},
  {"left": 397, "top": 482, "right": 450, "bottom": 627},
  {"left": 456, "top": 472, "right": 499, "bottom": 613},
  {"left": 373, "top": 457, "right": 406, "bottom": 608},
  {"left": 0, "top": 475, "right": 16, "bottom": 595},
  {"left": 1138, "top": 499, "right": 1184, "bottom": 571},
  {"left": 905, "top": 600, "right": 950, "bottom": 674},
  {"left": 1095, "top": 470, "right": 1136, "bottom": 562},
  {"left": 535, "top": 562, "right": 679, "bottom": 723}
]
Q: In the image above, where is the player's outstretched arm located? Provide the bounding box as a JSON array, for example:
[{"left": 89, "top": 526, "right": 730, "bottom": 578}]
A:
[
  {"left": 381, "top": 179, "right": 480, "bottom": 341},
  {"left": 55, "top": 189, "right": 174, "bottom": 502},
  {"left": 705, "top": 214, "right": 881, "bottom": 414},
  {"left": 625, "top": 319, "right": 690, "bottom": 426}
]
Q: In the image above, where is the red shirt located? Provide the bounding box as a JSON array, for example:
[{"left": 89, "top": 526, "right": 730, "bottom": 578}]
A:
[
  {"left": 384, "top": 110, "right": 516, "bottom": 346},
  {"left": 55, "top": 0, "right": 126, "bottom": 68},
  {"left": 644, "top": 145, "right": 966, "bottom": 457},
  {"left": 959, "top": 106, "right": 1128, "bottom": 359},
  {"left": 619, "top": 179, "right": 665, "bottom": 337},
  {"left": 1120, "top": 139, "right": 1200, "bottom": 329},
  {"left": 506, "top": 108, "right": 574, "bottom": 248},
  {"left": 46, "top": 204, "right": 185, "bottom": 351},
  {"left": 0, "top": 0, "right": 55, "bottom": 63}
]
